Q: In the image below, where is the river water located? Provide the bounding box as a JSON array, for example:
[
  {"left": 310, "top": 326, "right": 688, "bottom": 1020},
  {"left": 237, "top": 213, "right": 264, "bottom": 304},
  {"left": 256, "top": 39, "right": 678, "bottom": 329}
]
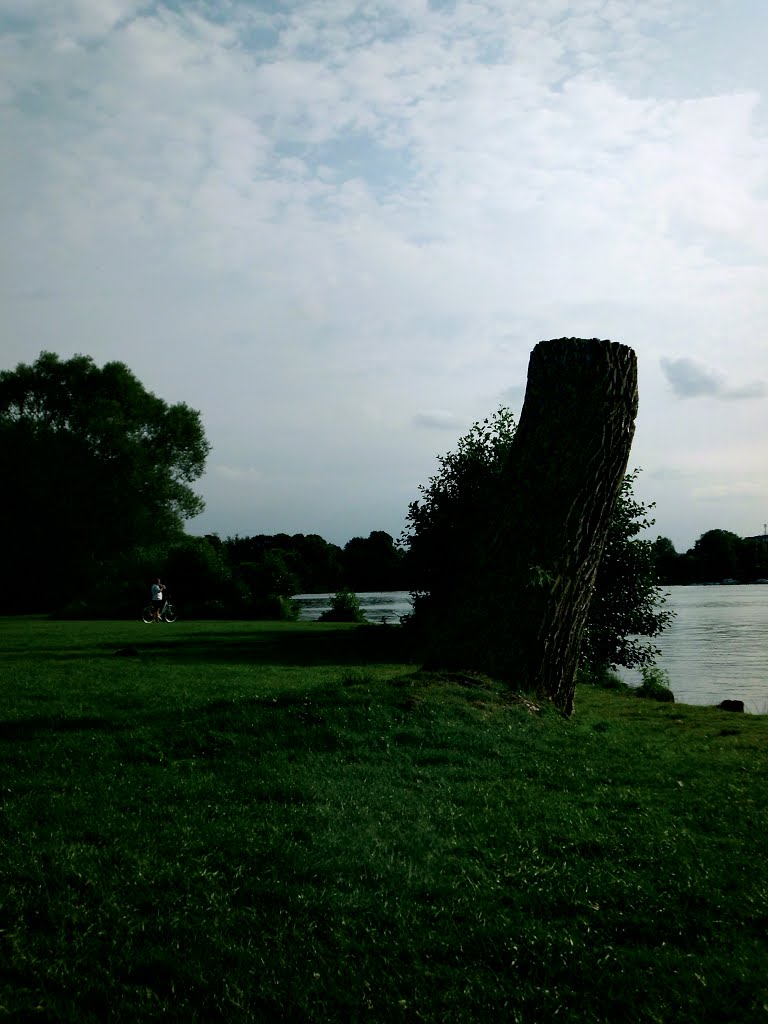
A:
[
  {"left": 293, "top": 591, "right": 413, "bottom": 625},
  {"left": 293, "top": 585, "right": 768, "bottom": 713},
  {"left": 618, "top": 585, "right": 768, "bottom": 713}
]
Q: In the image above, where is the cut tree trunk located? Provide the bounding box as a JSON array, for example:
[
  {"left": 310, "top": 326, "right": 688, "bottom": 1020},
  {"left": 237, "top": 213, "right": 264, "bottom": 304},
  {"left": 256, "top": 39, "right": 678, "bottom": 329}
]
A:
[{"left": 463, "top": 338, "right": 638, "bottom": 714}]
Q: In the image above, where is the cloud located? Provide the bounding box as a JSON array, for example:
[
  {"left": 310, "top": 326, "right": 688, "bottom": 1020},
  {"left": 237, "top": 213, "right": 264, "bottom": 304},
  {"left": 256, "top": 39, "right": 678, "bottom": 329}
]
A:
[
  {"left": 412, "top": 410, "right": 465, "bottom": 430},
  {"left": 660, "top": 357, "right": 766, "bottom": 400},
  {"left": 2, "top": 0, "right": 768, "bottom": 550},
  {"left": 211, "top": 464, "right": 264, "bottom": 483},
  {"left": 691, "top": 481, "right": 767, "bottom": 502},
  {"left": 497, "top": 384, "right": 525, "bottom": 408},
  {"left": 646, "top": 466, "right": 688, "bottom": 481}
]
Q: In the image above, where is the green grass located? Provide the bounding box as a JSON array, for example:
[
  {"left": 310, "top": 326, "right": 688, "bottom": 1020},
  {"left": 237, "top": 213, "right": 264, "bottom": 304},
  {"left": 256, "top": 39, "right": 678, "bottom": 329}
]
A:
[{"left": 1, "top": 617, "right": 768, "bottom": 1022}]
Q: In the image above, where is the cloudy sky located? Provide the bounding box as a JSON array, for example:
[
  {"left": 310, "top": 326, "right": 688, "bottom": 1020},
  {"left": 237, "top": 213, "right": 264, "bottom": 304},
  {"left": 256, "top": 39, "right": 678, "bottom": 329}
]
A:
[{"left": 3, "top": 0, "right": 767, "bottom": 552}]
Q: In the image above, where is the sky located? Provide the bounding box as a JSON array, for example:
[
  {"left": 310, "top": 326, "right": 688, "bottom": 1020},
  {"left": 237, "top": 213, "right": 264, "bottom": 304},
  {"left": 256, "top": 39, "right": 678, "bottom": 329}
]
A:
[{"left": 2, "top": 0, "right": 767, "bottom": 553}]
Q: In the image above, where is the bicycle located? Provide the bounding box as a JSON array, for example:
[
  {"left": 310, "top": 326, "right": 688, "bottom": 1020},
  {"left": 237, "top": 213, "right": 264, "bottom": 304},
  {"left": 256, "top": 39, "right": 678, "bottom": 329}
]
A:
[{"left": 142, "top": 595, "right": 178, "bottom": 623}]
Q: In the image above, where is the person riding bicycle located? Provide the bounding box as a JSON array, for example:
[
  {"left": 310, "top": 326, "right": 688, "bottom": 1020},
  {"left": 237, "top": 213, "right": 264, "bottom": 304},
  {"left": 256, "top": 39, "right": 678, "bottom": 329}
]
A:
[{"left": 150, "top": 578, "right": 166, "bottom": 623}]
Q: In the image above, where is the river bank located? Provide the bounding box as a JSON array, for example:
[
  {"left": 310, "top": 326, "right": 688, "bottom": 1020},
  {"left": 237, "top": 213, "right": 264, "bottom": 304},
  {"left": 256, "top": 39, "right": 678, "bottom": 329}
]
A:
[{"left": 295, "top": 586, "right": 768, "bottom": 712}]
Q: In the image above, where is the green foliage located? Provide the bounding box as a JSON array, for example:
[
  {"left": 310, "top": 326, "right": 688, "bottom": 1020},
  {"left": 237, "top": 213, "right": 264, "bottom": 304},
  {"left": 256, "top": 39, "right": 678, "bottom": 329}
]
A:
[
  {"left": 403, "top": 408, "right": 516, "bottom": 628},
  {"left": 319, "top": 587, "right": 368, "bottom": 623},
  {"left": 653, "top": 530, "right": 768, "bottom": 584},
  {"left": 403, "top": 408, "right": 673, "bottom": 671},
  {"left": 0, "top": 351, "right": 210, "bottom": 612},
  {"left": 343, "top": 530, "right": 406, "bottom": 591},
  {"left": 51, "top": 537, "right": 237, "bottom": 620},
  {"left": 224, "top": 533, "right": 344, "bottom": 594},
  {"left": 693, "top": 528, "right": 744, "bottom": 581},
  {"left": 581, "top": 470, "right": 675, "bottom": 670},
  {"left": 223, "top": 531, "right": 406, "bottom": 596},
  {"left": 636, "top": 663, "right": 675, "bottom": 702},
  {"left": 162, "top": 537, "right": 233, "bottom": 609},
  {"left": 578, "top": 664, "right": 629, "bottom": 691},
  {"left": 652, "top": 535, "right": 680, "bottom": 582},
  {"left": 249, "top": 593, "right": 300, "bottom": 621},
  {"left": 62, "top": 529, "right": 403, "bottom": 621},
  {"left": 234, "top": 550, "right": 300, "bottom": 600}
]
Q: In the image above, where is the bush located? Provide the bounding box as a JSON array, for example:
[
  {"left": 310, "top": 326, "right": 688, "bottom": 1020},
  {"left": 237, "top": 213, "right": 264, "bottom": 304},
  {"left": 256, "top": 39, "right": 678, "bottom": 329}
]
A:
[
  {"left": 49, "top": 600, "right": 92, "bottom": 620},
  {"left": 319, "top": 588, "right": 368, "bottom": 623},
  {"left": 252, "top": 594, "right": 300, "bottom": 621},
  {"left": 578, "top": 665, "right": 629, "bottom": 692},
  {"left": 636, "top": 664, "right": 675, "bottom": 702}
]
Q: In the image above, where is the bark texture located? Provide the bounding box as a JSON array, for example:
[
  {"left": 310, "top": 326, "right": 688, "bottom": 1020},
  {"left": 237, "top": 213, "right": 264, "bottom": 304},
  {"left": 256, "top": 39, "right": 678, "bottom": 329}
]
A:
[
  {"left": 501, "top": 338, "right": 639, "bottom": 713},
  {"left": 434, "top": 338, "right": 638, "bottom": 714}
]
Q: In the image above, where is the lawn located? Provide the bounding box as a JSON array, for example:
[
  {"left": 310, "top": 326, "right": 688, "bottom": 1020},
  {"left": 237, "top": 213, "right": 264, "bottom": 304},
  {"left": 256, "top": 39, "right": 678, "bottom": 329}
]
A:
[{"left": 1, "top": 617, "right": 767, "bottom": 1022}]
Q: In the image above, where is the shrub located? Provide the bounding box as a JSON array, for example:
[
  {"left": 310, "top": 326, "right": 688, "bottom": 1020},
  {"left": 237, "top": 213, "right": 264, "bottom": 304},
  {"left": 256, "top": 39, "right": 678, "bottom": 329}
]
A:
[
  {"left": 319, "top": 588, "right": 368, "bottom": 623},
  {"left": 636, "top": 664, "right": 675, "bottom": 702},
  {"left": 256, "top": 594, "right": 300, "bottom": 621},
  {"left": 578, "top": 665, "right": 629, "bottom": 691},
  {"left": 202, "top": 593, "right": 299, "bottom": 620}
]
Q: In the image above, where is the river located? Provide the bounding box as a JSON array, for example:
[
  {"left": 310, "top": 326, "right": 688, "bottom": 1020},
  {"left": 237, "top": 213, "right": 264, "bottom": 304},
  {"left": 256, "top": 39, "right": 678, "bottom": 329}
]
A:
[
  {"left": 618, "top": 585, "right": 768, "bottom": 713},
  {"left": 293, "top": 585, "right": 768, "bottom": 713},
  {"left": 293, "top": 591, "right": 413, "bottom": 625}
]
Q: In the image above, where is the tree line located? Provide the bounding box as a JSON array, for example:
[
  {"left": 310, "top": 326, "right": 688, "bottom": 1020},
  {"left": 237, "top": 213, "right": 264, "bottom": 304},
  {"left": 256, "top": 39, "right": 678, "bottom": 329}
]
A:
[{"left": 653, "top": 530, "right": 768, "bottom": 585}]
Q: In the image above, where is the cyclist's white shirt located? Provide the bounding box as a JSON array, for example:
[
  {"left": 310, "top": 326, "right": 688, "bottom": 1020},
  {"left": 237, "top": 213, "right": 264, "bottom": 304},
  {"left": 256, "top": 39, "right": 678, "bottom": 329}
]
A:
[{"left": 151, "top": 584, "right": 162, "bottom": 600}]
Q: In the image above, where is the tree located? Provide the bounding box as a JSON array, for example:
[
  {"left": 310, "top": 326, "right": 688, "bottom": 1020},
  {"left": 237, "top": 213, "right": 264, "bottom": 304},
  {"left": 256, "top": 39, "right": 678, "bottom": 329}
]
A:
[
  {"left": 162, "top": 537, "right": 234, "bottom": 615},
  {"left": 292, "top": 534, "right": 344, "bottom": 593},
  {"left": 692, "top": 529, "right": 743, "bottom": 582},
  {"left": 235, "top": 550, "right": 300, "bottom": 604},
  {"left": 654, "top": 530, "right": 768, "bottom": 584},
  {"left": 403, "top": 407, "right": 517, "bottom": 614},
  {"left": 0, "top": 351, "right": 210, "bottom": 611},
  {"left": 223, "top": 533, "right": 344, "bottom": 594},
  {"left": 487, "top": 338, "right": 639, "bottom": 712},
  {"left": 740, "top": 536, "right": 768, "bottom": 581},
  {"left": 403, "top": 403, "right": 671, "bottom": 688},
  {"left": 651, "top": 536, "right": 680, "bottom": 584},
  {"left": 343, "top": 531, "right": 405, "bottom": 591}
]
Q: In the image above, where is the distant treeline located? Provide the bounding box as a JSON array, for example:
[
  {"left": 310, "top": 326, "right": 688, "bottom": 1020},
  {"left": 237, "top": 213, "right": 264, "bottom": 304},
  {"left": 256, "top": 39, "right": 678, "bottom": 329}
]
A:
[
  {"left": 653, "top": 530, "right": 768, "bottom": 585},
  {"left": 230, "top": 526, "right": 768, "bottom": 595},
  {"left": 17, "top": 524, "right": 768, "bottom": 620},
  {"left": 30, "top": 526, "right": 768, "bottom": 620},
  {"left": 216, "top": 529, "right": 408, "bottom": 596},
  {"left": 43, "top": 530, "right": 409, "bottom": 620}
]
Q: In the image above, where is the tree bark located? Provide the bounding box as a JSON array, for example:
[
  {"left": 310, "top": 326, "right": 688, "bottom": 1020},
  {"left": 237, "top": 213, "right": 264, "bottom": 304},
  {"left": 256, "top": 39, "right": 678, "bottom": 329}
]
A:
[
  {"left": 507, "top": 338, "right": 638, "bottom": 712},
  {"left": 459, "top": 338, "right": 638, "bottom": 713}
]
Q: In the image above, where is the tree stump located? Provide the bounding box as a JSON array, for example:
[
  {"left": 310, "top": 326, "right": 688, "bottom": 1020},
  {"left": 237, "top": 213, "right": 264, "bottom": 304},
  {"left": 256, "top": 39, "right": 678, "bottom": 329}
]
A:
[{"left": 444, "top": 338, "right": 638, "bottom": 714}]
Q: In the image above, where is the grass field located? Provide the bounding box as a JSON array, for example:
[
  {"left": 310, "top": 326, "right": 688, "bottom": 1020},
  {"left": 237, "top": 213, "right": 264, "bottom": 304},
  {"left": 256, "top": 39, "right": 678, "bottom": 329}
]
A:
[{"left": 1, "top": 617, "right": 767, "bottom": 1022}]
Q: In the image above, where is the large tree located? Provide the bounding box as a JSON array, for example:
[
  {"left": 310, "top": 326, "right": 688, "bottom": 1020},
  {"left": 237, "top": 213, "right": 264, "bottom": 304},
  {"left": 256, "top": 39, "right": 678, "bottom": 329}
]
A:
[
  {"left": 404, "top": 400, "right": 671, "bottom": 699},
  {"left": 0, "top": 351, "right": 210, "bottom": 611},
  {"left": 691, "top": 529, "right": 743, "bottom": 582}
]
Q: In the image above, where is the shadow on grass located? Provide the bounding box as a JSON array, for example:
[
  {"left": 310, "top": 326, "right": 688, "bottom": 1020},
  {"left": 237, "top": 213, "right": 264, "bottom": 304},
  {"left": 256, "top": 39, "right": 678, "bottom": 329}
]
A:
[
  {"left": 0, "top": 715, "right": 126, "bottom": 740},
  {"left": 104, "top": 623, "right": 420, "bottom": 668}
]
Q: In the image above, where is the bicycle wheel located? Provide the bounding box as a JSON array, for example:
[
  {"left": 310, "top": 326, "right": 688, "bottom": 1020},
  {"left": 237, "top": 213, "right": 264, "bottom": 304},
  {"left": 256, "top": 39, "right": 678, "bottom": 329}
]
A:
[
  {"left": 142, "top": 605, "right": 154, "bottom": 623},
  {"left": 163, "top": 604, "right": 177, "bottom": 623}
]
